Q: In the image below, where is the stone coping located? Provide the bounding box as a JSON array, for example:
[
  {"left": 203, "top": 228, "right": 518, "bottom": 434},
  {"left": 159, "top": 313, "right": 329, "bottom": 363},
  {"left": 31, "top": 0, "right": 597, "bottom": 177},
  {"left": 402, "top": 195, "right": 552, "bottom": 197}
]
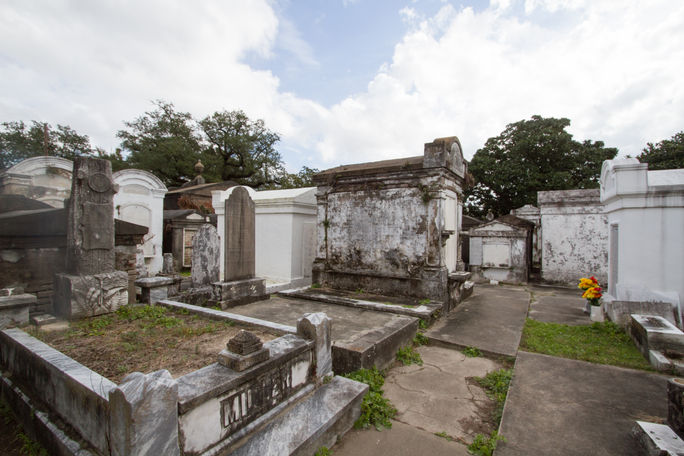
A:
[
  {"left": 157, "top": 299, "right": 296, "bottom": 334},
  {"left": 176, "top": 334, "right": 313, "bottom": 413},
  {"left": 278, "top": 288, "right": 440, "bottom": 320},
  {"left": 135, "top": 276, "right": 178, "bottom": 287},
  {"left": 0, "top": 293, "right": 36, "bottom": 309},
  {"left": 1, "top": 328, "right": 116, "bottom": 398}
]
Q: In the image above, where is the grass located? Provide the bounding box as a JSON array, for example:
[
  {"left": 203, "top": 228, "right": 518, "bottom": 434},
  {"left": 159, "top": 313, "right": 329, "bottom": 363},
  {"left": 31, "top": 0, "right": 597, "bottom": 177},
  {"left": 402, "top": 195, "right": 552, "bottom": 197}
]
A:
[
  {"left": 343, "top": 368, "right": 397, "bottom": 430},
  {"left": 520, "top": 319, "right": 652, "bottom": 371}
]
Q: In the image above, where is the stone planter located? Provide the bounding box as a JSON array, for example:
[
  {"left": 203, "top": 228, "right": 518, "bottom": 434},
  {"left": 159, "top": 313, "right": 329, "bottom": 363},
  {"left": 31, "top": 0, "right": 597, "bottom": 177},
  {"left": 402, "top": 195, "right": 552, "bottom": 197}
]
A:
[{"left": 590, "top": 304, "right": 604, "bottom": 322}]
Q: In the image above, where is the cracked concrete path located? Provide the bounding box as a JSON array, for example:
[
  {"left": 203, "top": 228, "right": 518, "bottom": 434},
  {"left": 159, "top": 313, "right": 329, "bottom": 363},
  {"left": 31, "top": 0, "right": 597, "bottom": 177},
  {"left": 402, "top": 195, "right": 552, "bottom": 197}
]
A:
[
  {"left": 384, "top": 345, "right": 501, "bottom": 444},
  {"left": 426, "top": 284, "right": 530, "bottom": 357},
  {"left": 497, "top": 351, "right": 668, "bottom": 456},
  {"left": 332, "top": 345, "right": 503, "bottom": 455}
]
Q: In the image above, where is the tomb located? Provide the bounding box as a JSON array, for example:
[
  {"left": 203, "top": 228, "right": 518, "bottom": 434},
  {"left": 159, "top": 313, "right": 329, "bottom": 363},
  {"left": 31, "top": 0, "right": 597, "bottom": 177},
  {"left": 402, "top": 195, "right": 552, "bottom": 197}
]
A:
[
  {"left": 0, "top": 156, "right": 73, "bottom": 208},
  {"left": 468, "top": 214, "right": 534, "bottom": 283},
  {"left": 53, "top": 157, "right": 129, "bottom": 319},
  {"left": 0, "top": 308, "right": 367, "bottom": 455},
  {"left": 600, "top": 158, "right": 684, "bottom": 326},
  {"left": 311, "top": 136, "right": 471, "bottom": 309},
  {"left": 163, "top": 209, "right": 215, "bottom": 272},
  {"left": 113, "top": 169, "right": 167, "bottom": 276},
  {"left": 537, "top": 189, "right": 608, "bottom": 285}
]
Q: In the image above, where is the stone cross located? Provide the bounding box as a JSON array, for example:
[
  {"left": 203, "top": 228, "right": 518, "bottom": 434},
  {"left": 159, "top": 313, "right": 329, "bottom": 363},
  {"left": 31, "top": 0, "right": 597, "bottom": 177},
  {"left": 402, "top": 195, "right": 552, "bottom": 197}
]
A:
[
  {"left": 191, "top": 224, "right": 220, "bottom": 287},
  {"left": 66, "top": 157, "right": 118, "bottom": 274},
  {"left": 224, "top": 187, "right": 255, "bottom": 281}
]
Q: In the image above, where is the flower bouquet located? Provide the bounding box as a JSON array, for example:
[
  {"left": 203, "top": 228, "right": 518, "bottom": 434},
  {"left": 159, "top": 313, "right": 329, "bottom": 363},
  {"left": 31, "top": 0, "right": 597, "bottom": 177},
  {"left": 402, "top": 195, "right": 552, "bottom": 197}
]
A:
[{"left": 578, "top": 276, "right": 604, "bottom": 321}]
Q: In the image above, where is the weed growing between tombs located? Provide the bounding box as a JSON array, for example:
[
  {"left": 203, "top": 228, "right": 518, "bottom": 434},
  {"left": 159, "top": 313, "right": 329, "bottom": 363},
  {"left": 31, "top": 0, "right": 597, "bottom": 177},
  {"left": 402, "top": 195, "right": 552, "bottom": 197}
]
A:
[
  {"left": 474, "top": 368, "right": 512, "bottom": 426},
  {"left": 463, "top": 346, "right": 482, "bottom": 358},
  {"left": 343, "top": 367, "right": 397, "bottom": 430},
  {"left": 467, "top": 430, "right": 506, "bottom": 456},
  {"left": 520, "top": 319, "right": 653, "bottom": 371},
  {"left": 27, "top": 304, "right": 276, "bottom": 383},
  {"left": 0, "top": 398, "right": 48, "bottom": 456},
  {"left": 396, "top": 345, "right": 423, "bottom": 366},
  {"left": 413, "top": 332, "right": 429, "bottom": 346},
  {"left": 467, "top": 369, "right": 512, "bottom": 455}
]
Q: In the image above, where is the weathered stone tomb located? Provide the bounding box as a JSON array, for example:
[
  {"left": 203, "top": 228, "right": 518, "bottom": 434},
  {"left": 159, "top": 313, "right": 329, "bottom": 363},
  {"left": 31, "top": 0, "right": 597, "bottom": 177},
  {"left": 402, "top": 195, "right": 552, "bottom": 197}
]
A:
[{"left": 312, "top": 136, "right": 470, "bottom": 308}]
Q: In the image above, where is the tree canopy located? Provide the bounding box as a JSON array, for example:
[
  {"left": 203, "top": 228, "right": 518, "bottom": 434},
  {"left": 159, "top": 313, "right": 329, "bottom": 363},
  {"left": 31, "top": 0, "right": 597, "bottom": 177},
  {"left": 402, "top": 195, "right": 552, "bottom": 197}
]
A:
[
  {"left": 636, "top": 131, "right": 684, "bottom": 170},
  {"left": 0, "top": 121, "right": 96, "bottom": 169},
  {"left": 115, "top": 101, "right": 312, "bottom": 189},
  {"left": 464, "top": 115, "right": 618, "bottom": 218}
]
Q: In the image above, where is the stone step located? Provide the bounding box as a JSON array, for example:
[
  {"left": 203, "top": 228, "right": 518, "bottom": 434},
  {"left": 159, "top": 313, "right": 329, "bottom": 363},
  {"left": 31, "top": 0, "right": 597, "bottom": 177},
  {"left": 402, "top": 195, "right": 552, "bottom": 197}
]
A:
[
  {"left": 632, "top": 421, "right": 684, "bottom": 456},
  {"left": 224, "top": 376, "right": 368, "bottom": 456}
]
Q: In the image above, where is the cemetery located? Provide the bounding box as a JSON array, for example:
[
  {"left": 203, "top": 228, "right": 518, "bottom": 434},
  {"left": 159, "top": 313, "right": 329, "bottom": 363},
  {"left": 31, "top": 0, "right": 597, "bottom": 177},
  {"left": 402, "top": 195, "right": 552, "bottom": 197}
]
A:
[{"left": 0, "top": 134, "right": 682, "bottom": 456}]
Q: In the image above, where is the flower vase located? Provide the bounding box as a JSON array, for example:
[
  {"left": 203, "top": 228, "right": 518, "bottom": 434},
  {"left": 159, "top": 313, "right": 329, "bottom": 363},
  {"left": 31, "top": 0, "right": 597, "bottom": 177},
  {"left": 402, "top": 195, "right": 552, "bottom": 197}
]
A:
[{"left": 590, "top": 304, "right": 604, "bottom": 322}]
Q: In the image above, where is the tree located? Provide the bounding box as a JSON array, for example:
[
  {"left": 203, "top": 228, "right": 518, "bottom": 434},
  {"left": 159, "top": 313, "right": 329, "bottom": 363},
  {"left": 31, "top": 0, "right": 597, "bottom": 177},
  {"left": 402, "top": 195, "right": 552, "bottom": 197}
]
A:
[
  {"left": 266, "top": 166, "right": 320, "bottom": 189},
  {"left": 198, "top": 110, "right": 284, "bottom": 187},
  {"left": 0, "top": 121, "right": 95, "bottom": 169},
  {"left": 117, "top": 102, "right": 291, "bottom": 189},
  {"left": 464, "top": 115, "right": 618, "bottom": 218},
  {"left": 637, "top": 131, "right": 684, "bottom": 170},
  {"left": 117, "top": 100, "right": 202, "bottom": 187}
]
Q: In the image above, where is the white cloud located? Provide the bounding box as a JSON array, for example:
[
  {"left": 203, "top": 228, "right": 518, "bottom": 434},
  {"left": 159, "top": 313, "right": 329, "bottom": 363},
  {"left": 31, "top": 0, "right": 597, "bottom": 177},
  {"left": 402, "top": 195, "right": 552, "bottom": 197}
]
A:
[
  {"left": 0, "top": 0, "right": 287, "bottom": 151},
  {"left": 1, "top": 0, "right": 683, "bottom": 174},
  {"left": 308, "top": 0, "right": 684, "bottom": 165}
]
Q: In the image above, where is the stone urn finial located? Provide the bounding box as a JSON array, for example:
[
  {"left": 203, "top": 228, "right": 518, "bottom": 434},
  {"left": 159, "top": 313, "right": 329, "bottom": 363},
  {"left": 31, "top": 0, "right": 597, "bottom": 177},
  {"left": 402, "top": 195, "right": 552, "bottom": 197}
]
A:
[
  {"left": 218, "top": 330, "right": 269, "bottom": 371},
  {"left": 194, "top": 159, "right": 205, "bottom": 175}
]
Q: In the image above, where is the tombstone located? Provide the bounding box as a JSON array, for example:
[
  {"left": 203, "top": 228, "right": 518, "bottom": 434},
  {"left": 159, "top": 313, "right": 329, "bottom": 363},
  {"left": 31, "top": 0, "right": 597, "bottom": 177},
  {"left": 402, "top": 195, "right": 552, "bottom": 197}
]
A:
[
  {"left": 162, "top": 253, "right": 175, "bottom": 275},
  {"left": 53, "top": 157, "right": 128, "bottom": 319},
  {"left": 225, "top": 187, "right": 255, "bottom": 280},
  {"left": 191, "top": 224, "right": 220, "bottom": 287},
  {"left": 212, "top": 187, "right": 267, "bottom": 307}
]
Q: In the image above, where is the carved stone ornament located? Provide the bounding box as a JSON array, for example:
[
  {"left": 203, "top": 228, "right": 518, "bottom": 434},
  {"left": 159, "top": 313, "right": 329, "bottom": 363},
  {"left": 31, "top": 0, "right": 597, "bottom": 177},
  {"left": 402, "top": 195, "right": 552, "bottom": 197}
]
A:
[
  {"left": 88, "top": 172, "right": 112, "bottom": 193},
  {"left": 227, "top": 330, "right": 263, "bottom": 355}
]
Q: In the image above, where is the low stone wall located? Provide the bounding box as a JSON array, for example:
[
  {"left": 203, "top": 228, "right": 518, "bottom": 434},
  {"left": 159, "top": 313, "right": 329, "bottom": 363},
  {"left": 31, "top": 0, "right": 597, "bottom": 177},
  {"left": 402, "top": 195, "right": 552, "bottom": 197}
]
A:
[{"left": 0, "top": 328, "right": 115, "bottom": 453}]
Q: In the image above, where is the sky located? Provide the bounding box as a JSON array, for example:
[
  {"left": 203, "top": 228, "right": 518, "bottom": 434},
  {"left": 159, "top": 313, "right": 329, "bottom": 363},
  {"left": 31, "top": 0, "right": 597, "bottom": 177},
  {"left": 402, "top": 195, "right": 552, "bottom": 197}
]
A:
[{"left": 1, "top": 0, "right": 683, "bottom": 173}]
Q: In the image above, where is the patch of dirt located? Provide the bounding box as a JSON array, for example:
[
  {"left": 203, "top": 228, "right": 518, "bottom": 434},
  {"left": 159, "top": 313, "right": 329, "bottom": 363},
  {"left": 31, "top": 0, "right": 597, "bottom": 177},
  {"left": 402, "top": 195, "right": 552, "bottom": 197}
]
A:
[{"left": 27, "top": 306, "right": 277, "bottom": 384}]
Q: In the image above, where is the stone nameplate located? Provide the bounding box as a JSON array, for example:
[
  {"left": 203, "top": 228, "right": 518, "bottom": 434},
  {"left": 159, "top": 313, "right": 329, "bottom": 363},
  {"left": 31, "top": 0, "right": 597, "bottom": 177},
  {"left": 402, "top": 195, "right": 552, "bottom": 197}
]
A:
[{"left": 218, "top": 356, "right": 307, "bottom": 434}]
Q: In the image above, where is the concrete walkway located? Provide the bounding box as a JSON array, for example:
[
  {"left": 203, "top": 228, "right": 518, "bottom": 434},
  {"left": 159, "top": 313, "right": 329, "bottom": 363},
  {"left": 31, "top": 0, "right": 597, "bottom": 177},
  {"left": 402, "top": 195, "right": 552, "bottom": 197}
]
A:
[
  {"left": 426, "top": 284, "right": 530, "bottom": 357},
  {"left": 528, "top": 284, "right": 590, "bottom": 325},
  {"left": 497, "top": 351, "right": 668, "bottom": 456}
]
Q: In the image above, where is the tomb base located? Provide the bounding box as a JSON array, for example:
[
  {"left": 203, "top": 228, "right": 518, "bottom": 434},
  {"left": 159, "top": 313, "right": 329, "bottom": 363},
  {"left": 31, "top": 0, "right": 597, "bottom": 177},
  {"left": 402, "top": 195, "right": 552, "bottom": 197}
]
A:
[
  {"left": 135, "top": 276, "right": 182, "bottom": 305},
  {"left": 211, "top": 278, "right": 268, "bottom": 308},
  {"left": 53, "top": 271, "right": 128, "bottom": 319},
  {"left": 0, "top": 293, "right": 34, "bottom": 328}
]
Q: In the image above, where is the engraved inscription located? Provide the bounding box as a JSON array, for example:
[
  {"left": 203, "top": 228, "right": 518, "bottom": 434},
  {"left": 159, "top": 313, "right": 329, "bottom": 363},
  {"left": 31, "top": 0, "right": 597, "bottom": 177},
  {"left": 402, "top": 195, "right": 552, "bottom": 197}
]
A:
[{"left": 219, "top": 358, "right": 299, "bottom": 433}]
